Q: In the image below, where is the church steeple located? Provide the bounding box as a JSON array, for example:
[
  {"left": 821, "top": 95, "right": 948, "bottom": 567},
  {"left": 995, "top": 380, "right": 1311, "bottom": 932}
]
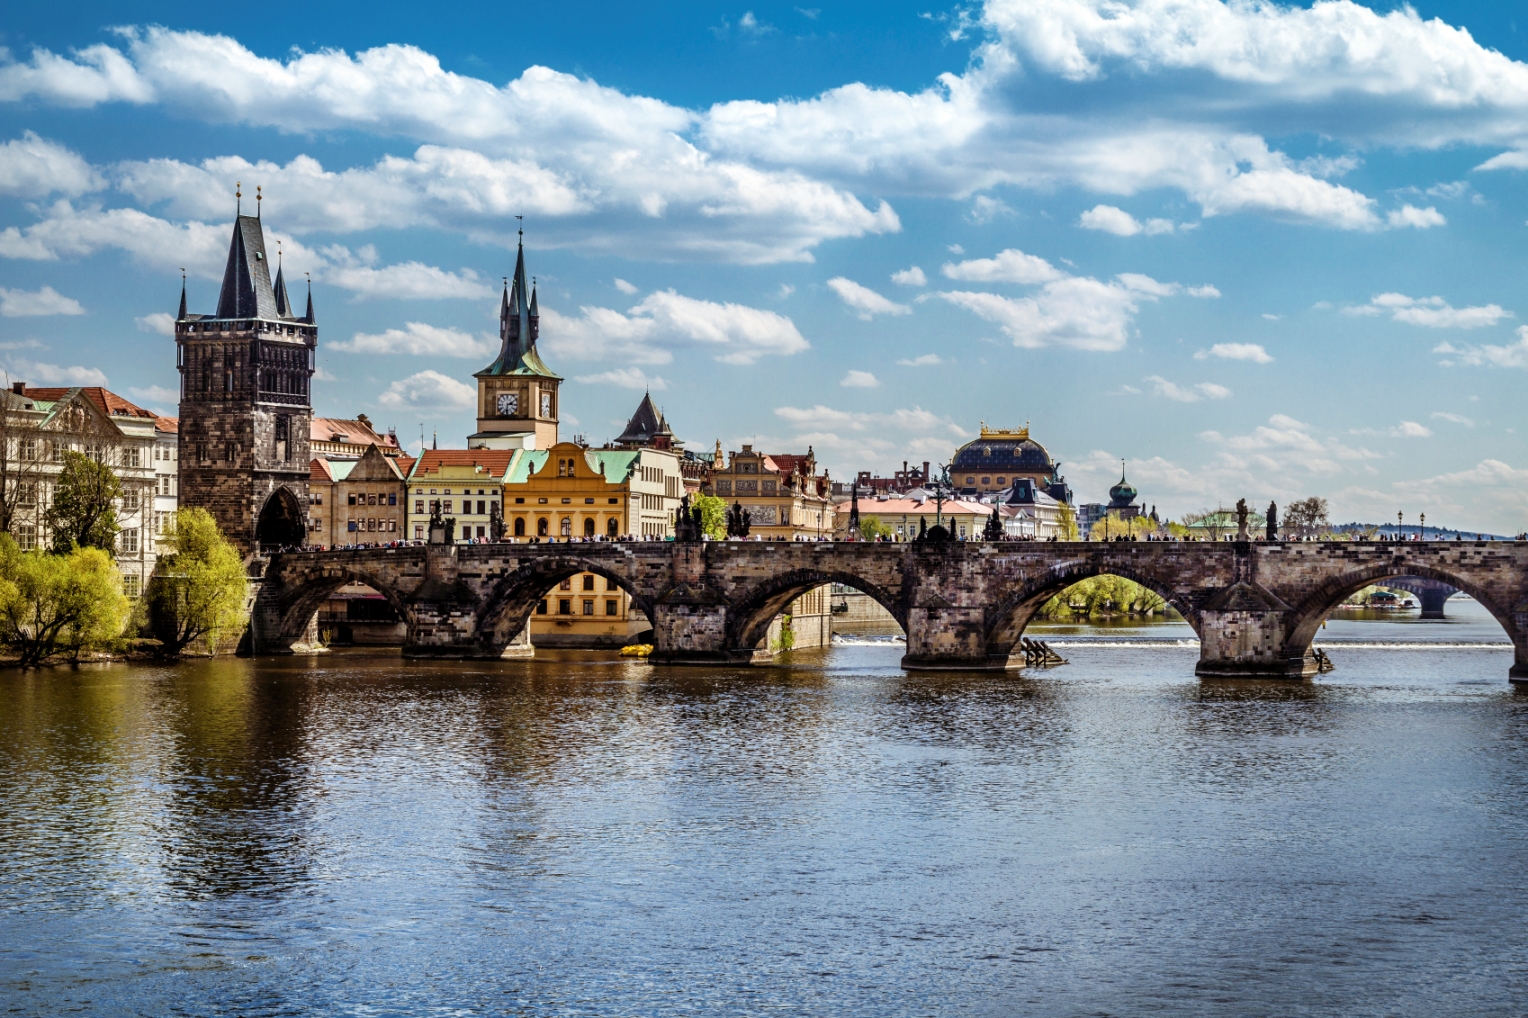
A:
[
  {"left": 477, "top": 229, "right": 556, "bottom": 379},
  {"left": 177, "top": 270, "right": 187, "bottom": 321},
  {"left": 273, "top": 249, "right": 292, "bottom": 318},
  {"left": 304, "top": 274, "right": 315, "bottom": 324},
  {"left": 470, "top": 226, "right": 561, "bottom": 451}
]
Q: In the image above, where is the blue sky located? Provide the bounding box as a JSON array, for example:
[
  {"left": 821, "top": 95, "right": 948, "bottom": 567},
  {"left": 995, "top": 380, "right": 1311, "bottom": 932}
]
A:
[{"left": 1, "top": 0, "right": 1526, "bottom": 531}]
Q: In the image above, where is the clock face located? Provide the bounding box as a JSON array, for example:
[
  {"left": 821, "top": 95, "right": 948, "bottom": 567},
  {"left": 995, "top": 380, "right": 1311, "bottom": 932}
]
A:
[
  {"left": 540, "top": 393, "right": 553, "bottom": 417},
  {"left": 496, "top": 392, "right": 518, "bottom": 415}
]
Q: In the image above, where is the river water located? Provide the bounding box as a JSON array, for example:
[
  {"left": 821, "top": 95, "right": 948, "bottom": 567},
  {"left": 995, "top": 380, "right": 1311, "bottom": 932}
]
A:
[{"left": 2, "top": 600, "right": 1525, "bottom": 1016}]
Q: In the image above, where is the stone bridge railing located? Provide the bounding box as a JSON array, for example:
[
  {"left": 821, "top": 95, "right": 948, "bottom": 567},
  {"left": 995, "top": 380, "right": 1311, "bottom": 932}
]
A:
[{"left": 251, "top": 540, "right": 1528, "bottom": 682}]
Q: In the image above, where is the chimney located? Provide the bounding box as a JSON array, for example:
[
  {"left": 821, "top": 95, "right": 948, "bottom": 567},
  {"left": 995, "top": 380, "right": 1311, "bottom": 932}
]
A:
[
  {"left": 11, "top": 382, "right": 24, "bottom": 395},
  {"left": 923, "top": 461, "right": 930, "bottom": 478}
]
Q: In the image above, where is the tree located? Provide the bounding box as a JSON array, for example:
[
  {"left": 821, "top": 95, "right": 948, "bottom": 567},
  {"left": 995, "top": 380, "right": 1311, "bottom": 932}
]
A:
[
  {"left": 858, "top": 514, "right": 893, "bottom": 541},
  {"left": 1056, "top": 504, "right": 1079, "bottom": 541},
  {"left": 45, "top": 450, "right": 122, "bottom": 554},
  {"left": 0, "top": 535, "right": 131, "bottom": 666},
  {"left": 1038, "top": 575, "right": 1168, "bottom": 619},
  {"left": 147, "top": 508, "right": 249, "bottom": 657},
  {"left": 1284, "top": 496, "right": 1330, "bottom": 539},
  {"left": 1090, "top": 510, "right": 1156, "bottom": 541},
  {"left": 692, "top": 494, "right": 728, "bottom": 540}
]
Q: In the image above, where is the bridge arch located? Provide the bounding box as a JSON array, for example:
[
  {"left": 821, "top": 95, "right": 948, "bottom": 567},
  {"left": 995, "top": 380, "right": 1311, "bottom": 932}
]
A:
[
  {"left": 725, "top": 568, "right": 906, "bottom": 653},
  {"left": 474, "top": 555, "right": 656, "bottom": 654},
  {"left": 1283, "top": 561, "right": 1520, "bottom": 656},
  {"left": 273, "top": 565, "right": 411, "bottom": 644},
  {"left": 982, "top": 559, "right": 1197, "bottom": 660}
]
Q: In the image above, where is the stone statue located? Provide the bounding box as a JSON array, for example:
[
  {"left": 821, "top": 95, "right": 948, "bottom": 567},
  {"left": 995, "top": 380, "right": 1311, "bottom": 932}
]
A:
[
  {"left": 1266, "top": 501, "right": 1278, "bottom": 542},
  {"left": 1235, "top": 498, "right": 1249, "bottom": 541}
]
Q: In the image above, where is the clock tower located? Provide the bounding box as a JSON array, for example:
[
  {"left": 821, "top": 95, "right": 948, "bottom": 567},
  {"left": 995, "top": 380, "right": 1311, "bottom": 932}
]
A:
[{"left": 470, "top": 232, "right": 561, "bottom": 450}]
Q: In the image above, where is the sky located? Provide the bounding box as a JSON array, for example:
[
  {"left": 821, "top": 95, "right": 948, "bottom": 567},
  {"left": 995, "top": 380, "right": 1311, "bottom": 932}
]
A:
[{"left": 1, "top": 0, "right": 1526, "bottom": 533}]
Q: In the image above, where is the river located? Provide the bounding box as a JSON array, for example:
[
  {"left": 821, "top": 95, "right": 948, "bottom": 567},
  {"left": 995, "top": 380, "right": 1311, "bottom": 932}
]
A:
[{"left": 2, "top": 599, "right": 1525, "bottom": 1016}]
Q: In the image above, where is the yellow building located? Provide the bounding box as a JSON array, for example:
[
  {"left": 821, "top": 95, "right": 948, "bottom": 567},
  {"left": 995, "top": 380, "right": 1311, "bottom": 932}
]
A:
[
  {"left": 711, "top": 444, "right": 835, "bottom": 539},
  {"left": 404, "top": 449, "right": 513, "bottom": 542}
]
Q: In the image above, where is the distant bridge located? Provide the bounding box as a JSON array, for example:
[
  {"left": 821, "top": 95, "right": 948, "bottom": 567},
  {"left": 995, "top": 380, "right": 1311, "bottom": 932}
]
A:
[
  {"left": 1385, "top": 576, "right": 1459, "bottom": 618},
  {"left": 253, "top": 540, "right": 1528, "bottom": 682}
]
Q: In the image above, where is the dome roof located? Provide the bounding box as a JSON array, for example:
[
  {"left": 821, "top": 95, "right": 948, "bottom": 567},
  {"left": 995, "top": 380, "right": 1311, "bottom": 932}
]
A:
[
  {"left": 951, "top": 425, "right": 1055, "bottom": 475},
  {"left": 1108, "top": 463, "right": 1138, "bottom": 507}
]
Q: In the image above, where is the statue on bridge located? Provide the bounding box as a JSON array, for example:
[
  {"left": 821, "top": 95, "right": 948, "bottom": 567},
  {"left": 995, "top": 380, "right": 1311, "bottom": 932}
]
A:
[
  {"left": 1235, "top": 498, "right": 1249, "bottom": 541},
  {"left": 674, "top": 494, "right": 704, "bottom": 542},
  {"left": 983, "top": 504, "right": 1005, "bottom": 542},
  {"left": 1266, "top": 501, "right": 1278, "bottom": 542},
  {"left": 726, "top": 500, "right": 752, "bottom": 539}
]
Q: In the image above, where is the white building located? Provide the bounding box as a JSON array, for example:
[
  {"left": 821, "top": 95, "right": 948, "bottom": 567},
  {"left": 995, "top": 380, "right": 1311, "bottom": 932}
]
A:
[{"left": 152, "top": 417, "right": 179, "bottom": 553}]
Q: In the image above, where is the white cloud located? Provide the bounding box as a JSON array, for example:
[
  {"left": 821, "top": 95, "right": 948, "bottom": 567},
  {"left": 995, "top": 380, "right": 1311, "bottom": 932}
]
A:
[
  {"left": 1386, "top": 205, "right": 1445, "bottom": 229},
  {"left": 826, "top": 277, "right": 911, "bottom": 319},
  {"left": 542, "top": 289, "right": 808, "bottom": 366},
  {"left": 1430, "top": 411, "right": 1475, "bottom": 427},
  {"left": 1392, "top": 421, "right": 1432, "bottom": 438},
  {"left": 1194, "top": 342, "right": 1272, "bottom": 364},
  {"left": 332, "top": 322, "right": 496, "bottom": 358},
  {"left": 891, "top": 266, "right": 927, "bottom": 287},
  {"left": 128, "top": 384, "right": 178, "bottom": 403},
  {"left": 0, "top": 131, "right": 102, "bottom": 197},
  {"left": 967, "top": 195, "right": 1012, "bottom": 223},
  {"left": 770, "top": 403, "right": 970, "bottom": 475},
  {"left": 575, "top": 367, "right": 668, "bottom": 390},
  {"left": 1349, "top": 293, "right": 1512, "bottom": 329},
  {"left": 135, "top": 312, "right": 175, "bottom": 336},
  {"left": 613, "top": 278, "right": 638, "bottom": 295},
  {"left": 319, "top": 254, "right": 493, "bottom": 301},
  {"left": 377, "top": 370, "right": 476, "bottom": 411},
  {"left": 1185, "top": 284, "right": 1220, "bottom": 299},
  {"left": 942, "top": 248, "right": 1064, "bottom": 284},
  {"left": 1144, "top": 375, "right": 1231, "bottom": 403},
  {"left": 1261, "top": 313, "right": 1282, "bottom": 321},
  {"left": 0, "top": 286, "right": 84, "bottom": 317},
  {"left": 896, "top": 353, "right": 943, "bottom": 366},
  {"left": 1434, "top": 329, "right": 1528, "bottom": 369},
  {"left": 3, "top": 360, "right": 108, "bottom": 386},
  {"left": 840, "top": 369, "right": 880, "bottom": 388},
  {"left": 1078, "top": 204, "right": 1175, "bottom": 236}
]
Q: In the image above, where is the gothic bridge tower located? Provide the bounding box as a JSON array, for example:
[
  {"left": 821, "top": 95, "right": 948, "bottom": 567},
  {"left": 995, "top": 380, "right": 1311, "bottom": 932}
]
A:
[{"left": 175, "top": 194, "right": 315, "bottom": 556}]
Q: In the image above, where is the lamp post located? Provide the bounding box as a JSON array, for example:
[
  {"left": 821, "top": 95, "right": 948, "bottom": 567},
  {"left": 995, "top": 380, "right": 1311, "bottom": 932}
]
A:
[
  {"left": 1419, "top": 512, "right": 1425, "bottom": 541},
  {"left": 1397, "top": 510, "right": 1402, "bottom": 541}
]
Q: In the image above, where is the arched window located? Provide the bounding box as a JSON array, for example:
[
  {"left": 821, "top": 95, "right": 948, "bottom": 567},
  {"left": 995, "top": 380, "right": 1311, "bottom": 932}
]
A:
[
  {"left": 607, "top": 517, "right": 619, "bottom": 538},
  {"left": 560, "top": 517, "right": 572, "bottom": 537},
  {"left": 584, "top": 518, "right": 595, "bottom": 537},
  {"left": 514, "top": 517, "right": 525, "bottom": 537},
  {"left": 537, "top": 517, "right": 548, "bottom": 537}
]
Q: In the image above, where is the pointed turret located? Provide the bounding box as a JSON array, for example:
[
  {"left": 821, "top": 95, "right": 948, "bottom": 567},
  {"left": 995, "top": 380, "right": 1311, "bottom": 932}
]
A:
[
  {"left": 273, "top": 259, "right": 292, "bottom": 318},
  {"left": 215, "top": 215, "right": 279, "bottom": 319},
  {"left": 477, "top": 231, "right": 558, "bottom": 379},
  {"left": 615, "top": 391, "right": 675, "bottom": 449},
  {"left": 304, "top": 278, "right": 315, "bottom": 324},
  {"left": 177, "top": 275, "right": 187, "bottom": 321}
]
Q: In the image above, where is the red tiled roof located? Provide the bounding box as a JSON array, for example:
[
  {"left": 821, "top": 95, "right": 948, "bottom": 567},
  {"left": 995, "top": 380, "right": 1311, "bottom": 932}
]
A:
[
  {"left": 309, "top": 457, "right": 335, "bottom": 482},
  {"left": 155, "top": 416, "right": 179, "bottom": 434},
  {"left": 23, "top": 387, "right": 157, "bottom": 420},
  {"left": 311, "top": 417, "right": 399, "bottom": 448},
  {"left": 408, "top": 450, "right": 517, "bottom": 478}
]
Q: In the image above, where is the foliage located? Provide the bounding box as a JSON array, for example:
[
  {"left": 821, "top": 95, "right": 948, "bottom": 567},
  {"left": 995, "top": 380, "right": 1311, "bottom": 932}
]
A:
[
  {"left": 0, "top": 534, "right": 131, "bottom": 666},
  {"left": 772, "top": 613, "right": 795, "bottom": 652},
  {"left": 1037, "top": 574, "right": 1167, "bottom": 619},
  {"left": 147, "top": 508, "right": 249, "bottom": 657},
  {"left": 1089, "top": 510, "right": 1157, "bottom": 541},
  {"left": 1056, "top": 503, "right": 1079, "bottom": 541},
  {"left": 1284, "top": 496, "right": 1330, "bottom": 538},
  {"left": 857, "top": 514, "right": 893, "bottom": 541},
  {"left": 45, "top": 450, "right": 122, "bottom": 554},
  {"left": 1165, "top": 520, "right": 1193, "bottom": 539},
  {"left": 692, "top": 494, "right": 728, "bottom": 541}
]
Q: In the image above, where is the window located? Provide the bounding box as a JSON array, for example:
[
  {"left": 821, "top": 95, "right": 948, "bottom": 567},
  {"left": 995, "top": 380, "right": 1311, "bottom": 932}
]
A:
[
  {"left": 17, "top": 525, "right": 35, "bottom": 551},
  {"left": 607, "top": 518, "right": 618, "bottom": 538},
  {"left": 560, "top": 517, "right": 571, "bottom": 537},
  {"left": 225, "top": 443, "right": 237, "bottom": 464},
  {"left": 414, "top": 525, "right": 424, "bottom": 540},
  {"left": 537, "top": 518, "right": 548, "bottom": 536},
  {"left": 981, "top": 477, "right": 990, "bottom": 485},
  {"left": 19, "top": 437, "right": 36, "bottom": 461},
  {"left": 514, "top": 518, "right": 525, "bottom": 536},
  {"left": 476, "top": 500, "right": 485, "bottom": 515},
  {"left": 476, "top": 526, "right": 485, "bottom": 538},
  {"left": 348, "top": 521, "right": 358, "bottom": 532},
  {"left": 415, "top": 500, "right": 424, "bottom": 513},
  {"left": 608, "top": 498, "right": 618, "bottom": 504},
  {"left": 606, "top": 600, "right": 618, "bottom": 616},
  {"left": 582, "top": 599, "right": 594, "bottom": 616},
  {"left": 388, "top": 494, "right": 397, "bottom": 506},
  {"left": 123, "top": 490, "right": 140, "bottom": 511},
  {"left": 537, "top": 599, "right": 548, "bottom": 615},
  {"left": 966, "top": 476, "right": 975, "bottom": 484},
  {"left": 584, "top": 518, "right": 595, "bottom": 537},
  {"left": 582, "top": 575, "right": 595, "bottom": 591},
  {"left": 560, "top": 578, "right": 573, "bottom": 590},
  {"left": 368, "top": 493, "right": 378, "bottom": 507},
  {"left": 558, "top": 598, "right": 572, "bottom": 615},
  {"left": 123, "top": 574, "right": 141, "bottom": 598},
  {"left": 123, "top": 448, "right": 140, "bottom": 467},
  {"left": 16, "top": 482, "right": 35, "bottom": 507},
  {"left": 997, "top": 477, "right": 1006, "bottom": 484},
  {"left": 348, "top": 494, "right": 357, "bottom": 506},
  {"left": 461, "top": 525, "right": 471, "bottom": 540},
  {"left": 443, "top": 500, "right": 453, "bottom": 514},
  {"left": 388, "top": 520, "right": 397, "bottom": 533},
  {"left": 120, "top": 528, "right": 139, "bottom": 554},
  {"left": 607, "top": 577, "right": 619, "bottom": 591}
]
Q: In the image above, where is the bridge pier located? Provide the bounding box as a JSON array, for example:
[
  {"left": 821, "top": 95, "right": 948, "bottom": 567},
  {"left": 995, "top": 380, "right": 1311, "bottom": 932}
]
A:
[
  {"left": 902, "top": 604, "right": 1010, "bottom": 671},
  {"left": 1193, "top": 582, "right": 1314, "bottom": 680}
]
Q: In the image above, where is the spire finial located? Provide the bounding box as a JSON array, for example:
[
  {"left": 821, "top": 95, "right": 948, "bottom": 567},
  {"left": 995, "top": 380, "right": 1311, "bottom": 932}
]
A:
[
  {"left": 515, "top": 214, "right": 523, "bottom": 239},
  {"left": 178, "top": 268, "right": 187, "bottom": 321},
  {"left": 256, "top": 184, "right": 262, "bottom": 218},
  {"left": 236, "top": 180, "right": 242, "bottom": 215}
]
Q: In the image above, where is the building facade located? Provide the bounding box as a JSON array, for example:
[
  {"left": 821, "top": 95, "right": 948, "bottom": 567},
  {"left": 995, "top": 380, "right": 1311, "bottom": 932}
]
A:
[
  {"left": 469, "top": 235, "right": 562, "bottom": 450},
  {"left": 309, "top": 444, "right": 412, "bottom": 547},
  {"left": 950, "top": 424, "right": 1072, "bottom": 503},
  {"left": 152, "top": 416, "right": 178, "bottom": 550},
  {"left": 837, "top": 493, "right": 994, "bottom": 541},
  {"left": 175, "top": 207, "right": 316, "bottom": 555},
  {"left": 405, "top": 450, "right": 514, "bottom": 543},
  {"left": 712, "top": 445, "right": 835, "bottom": 538},
  {"left": 311, "top": 415, "right": 402, "bottom": 459}
]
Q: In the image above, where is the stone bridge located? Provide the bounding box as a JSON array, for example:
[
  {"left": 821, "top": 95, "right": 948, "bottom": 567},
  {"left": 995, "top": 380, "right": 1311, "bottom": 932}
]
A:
[{"left": 252, "top": 540, "right": 1528, "bottom": 682}]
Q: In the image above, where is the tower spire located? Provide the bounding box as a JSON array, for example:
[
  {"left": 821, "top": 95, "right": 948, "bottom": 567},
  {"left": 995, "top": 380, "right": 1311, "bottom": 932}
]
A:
[
  {"left": 236, "top": 180, "right": 241, "bottom": 216},
  {"left": 273, "top": 243, "right": 291, "bottom": 317},
  {"left": 256, "top": 184, "right": 262, "bottom": 218},
  {"left": 177, "top": 268, "right": 187, "bottom": 321},
  {"left": 303, "top": 272, "right": 314, "bottom": 324}
]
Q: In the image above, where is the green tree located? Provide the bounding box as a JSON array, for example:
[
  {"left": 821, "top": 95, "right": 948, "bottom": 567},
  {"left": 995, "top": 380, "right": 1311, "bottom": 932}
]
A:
[
  {"left": 147, "top": 507, "right": 249, "bottom": 657},
  {"left": 1037, "top": 575, "right": 1168, "bottom": 619},
  {"left": 0, "top": 535, "right": 131, "bottom": 666},
  {"left": 693, "top": 494, "right": 728, "bottom": 540},
  {"left": 45, "top": 450, "right": 122, "bottom": 554},
  {"left": 1056, "top": 504, "right": 1079, "bottom": 541},
  {"left": 1284, "top": 496, "right": 1330, "bottom": 539},
  {"left": 1090, "top": 510, "right": 1156, "bottom": 541},
  {"left": 858, "top": 514, "right": 893, "bottom": 541}
]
